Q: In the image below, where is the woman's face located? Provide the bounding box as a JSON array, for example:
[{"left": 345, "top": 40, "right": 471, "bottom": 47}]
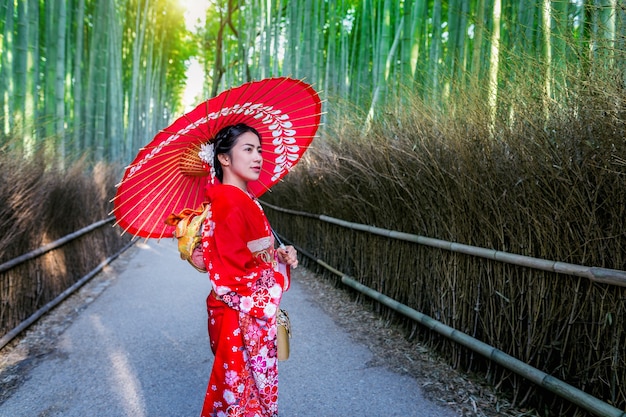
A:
[{"left": 219, "top": 131, "right": 263, "bottom": 189}]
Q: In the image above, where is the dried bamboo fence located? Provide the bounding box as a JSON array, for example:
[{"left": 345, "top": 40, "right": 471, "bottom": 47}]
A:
[
  {"left": 0, "top": 217, "right": 134, "bottom": 348},
  {"left": 261, "top": 201, "right": 626, "bottom": 416},
  {"left": 0, "top": 159, "right": 132, "bottom": 345},
  {"left": 0, "top": 217, "right": 136, "bottom": 348}
]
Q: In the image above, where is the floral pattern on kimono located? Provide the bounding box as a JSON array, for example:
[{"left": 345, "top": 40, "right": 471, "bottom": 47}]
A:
[{"left": 200, "top": 184, "right": 289, "bottom": 417}]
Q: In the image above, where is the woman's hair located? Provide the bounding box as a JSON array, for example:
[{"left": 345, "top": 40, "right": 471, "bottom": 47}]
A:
[{"left": 213, "top": 123, "right": 261, "bottom": 182}]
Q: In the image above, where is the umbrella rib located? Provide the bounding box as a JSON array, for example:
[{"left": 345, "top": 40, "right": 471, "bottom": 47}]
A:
[
  {"left": 113, "top": 159, "right": 188, "bottom": 228},
  {"left": 125, "top": 170, "right": 192, "bottom": 238},
  {"left": 113, "top": 156, "right": 187, "bottom": 205},
  {"left": 145, "top": 174, "right": 200, "bottom": 239},
  {"left": 114, "top": 157, "right": 209, "bottom": 238}
]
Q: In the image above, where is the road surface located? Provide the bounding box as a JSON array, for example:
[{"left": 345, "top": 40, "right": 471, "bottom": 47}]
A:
[{"left": 0, "top": 239, "right": 459, "bottom": 417}]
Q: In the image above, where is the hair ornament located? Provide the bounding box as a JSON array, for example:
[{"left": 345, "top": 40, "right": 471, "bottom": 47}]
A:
[{"left": 198, "top": 142, "right": 216, "bottom": 183}]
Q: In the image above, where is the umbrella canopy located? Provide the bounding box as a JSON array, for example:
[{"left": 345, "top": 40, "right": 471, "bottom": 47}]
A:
[{"left": 112, "top": 77, "right": 322, "bottom": 239}]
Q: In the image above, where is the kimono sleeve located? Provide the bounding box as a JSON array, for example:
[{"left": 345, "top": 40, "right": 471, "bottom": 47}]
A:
[{"left": 208, "top": 206, "right": 284, "bottom": 320}]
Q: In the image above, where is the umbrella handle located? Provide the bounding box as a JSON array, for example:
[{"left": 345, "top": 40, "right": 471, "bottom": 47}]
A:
[{"left": 272, "top": 228, "right": 286, "bottom": 249}]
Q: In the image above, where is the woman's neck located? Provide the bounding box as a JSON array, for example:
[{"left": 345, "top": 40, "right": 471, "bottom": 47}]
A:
[
  {"left": 221, "top": 182, "right": 252, "bottom": 197},
  {"left": 221, "top": 176, "right": 247, "bottom": 192}
]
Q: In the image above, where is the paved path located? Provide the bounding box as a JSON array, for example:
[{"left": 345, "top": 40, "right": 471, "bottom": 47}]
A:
[{"left": 0, "top": 240, "right": 459, "bottom": 417}]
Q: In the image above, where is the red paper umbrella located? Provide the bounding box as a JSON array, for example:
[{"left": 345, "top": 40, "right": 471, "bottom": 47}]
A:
[{"left": 112, "top": 77, "right": 322, "bottom": 239}]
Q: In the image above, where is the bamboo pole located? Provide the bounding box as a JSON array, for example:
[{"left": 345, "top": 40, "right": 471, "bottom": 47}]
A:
[
  {"left": 0, "top": 217, "right": 115, "bottom": 273},
  {"left": 0, "top": 238, "right": 136, "bottom": 350},
  {"left": 260, "top": 201, "right": 626, "bottom": 287}
]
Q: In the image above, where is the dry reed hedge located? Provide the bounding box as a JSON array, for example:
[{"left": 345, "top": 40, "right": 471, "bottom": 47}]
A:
[
  {"left": 263, "top": 75, "right": 626, "bottom": 416},
  {"left": 0, "top": 153, "right": 132, "bottom": 339}
]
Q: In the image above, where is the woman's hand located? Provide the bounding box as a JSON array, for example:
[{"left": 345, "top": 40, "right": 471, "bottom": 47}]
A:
[{"left": 277, "top": 245, "right": 298, "bottom": 269}]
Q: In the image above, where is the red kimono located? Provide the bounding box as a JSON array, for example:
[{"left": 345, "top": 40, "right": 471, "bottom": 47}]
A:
[{"left": 200, "top": 184, "right": 289, "bottom": 417}]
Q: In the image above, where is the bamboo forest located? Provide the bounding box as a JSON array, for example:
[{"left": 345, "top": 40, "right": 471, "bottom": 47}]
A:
[
  {"left": 1, "top": 1, "right": 626, "bottom": 416},
  {"left": 0, "top": 0, "right": 623, "bottom": 164}
]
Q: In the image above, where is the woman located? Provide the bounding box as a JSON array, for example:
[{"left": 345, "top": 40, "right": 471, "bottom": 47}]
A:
[{"left": 194, "top": 123, "right": 298, "bottom": 417}]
